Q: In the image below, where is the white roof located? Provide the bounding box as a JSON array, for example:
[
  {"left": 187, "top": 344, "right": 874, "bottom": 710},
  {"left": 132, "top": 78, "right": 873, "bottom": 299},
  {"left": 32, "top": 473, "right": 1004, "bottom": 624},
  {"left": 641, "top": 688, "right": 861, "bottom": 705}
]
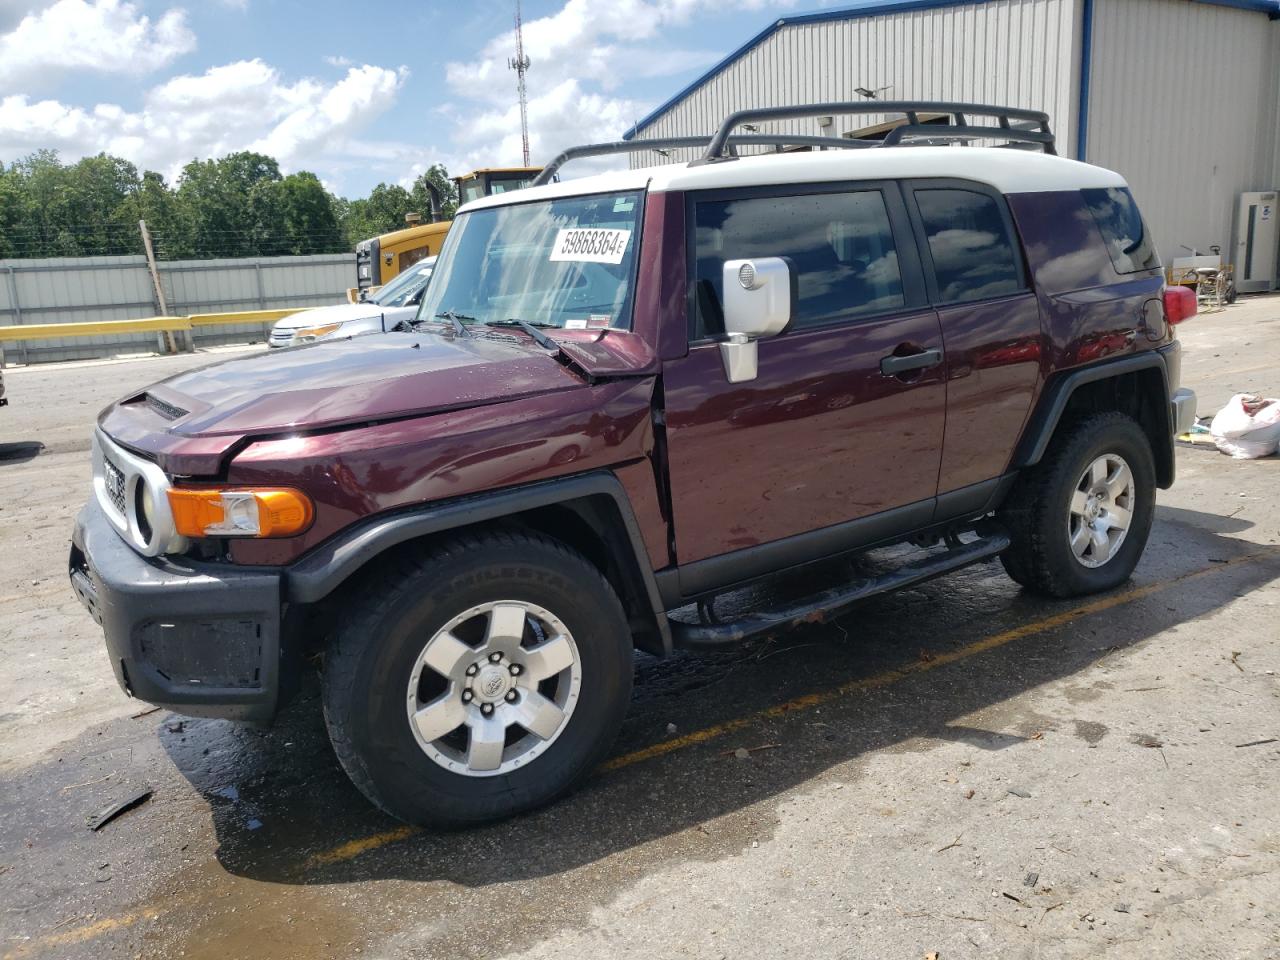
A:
[{"left": 458, "top": 147, "right": 1127, "bottom": 214}]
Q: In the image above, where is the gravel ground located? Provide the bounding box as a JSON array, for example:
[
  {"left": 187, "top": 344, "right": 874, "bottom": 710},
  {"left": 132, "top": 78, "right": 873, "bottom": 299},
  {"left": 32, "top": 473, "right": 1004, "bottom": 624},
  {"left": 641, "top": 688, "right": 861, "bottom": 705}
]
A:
[{"left": 0, "top": 301, "right": 1277, "bottom": 960}]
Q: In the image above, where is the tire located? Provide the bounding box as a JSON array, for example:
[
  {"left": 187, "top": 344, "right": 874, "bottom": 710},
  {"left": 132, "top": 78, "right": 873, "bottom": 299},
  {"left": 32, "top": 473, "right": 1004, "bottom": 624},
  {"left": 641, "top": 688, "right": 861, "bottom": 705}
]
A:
[
  {"left": 999, "top": 412, "right": 1156, "bottom": 598},
  {"left": 322, "top": 529, "right": 633, "bottom": 827}
]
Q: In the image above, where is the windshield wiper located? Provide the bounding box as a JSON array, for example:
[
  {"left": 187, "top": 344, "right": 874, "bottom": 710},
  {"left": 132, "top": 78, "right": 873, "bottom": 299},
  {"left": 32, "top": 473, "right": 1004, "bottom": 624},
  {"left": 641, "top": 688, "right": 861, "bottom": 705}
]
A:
[
  {"left": 487, "top": 318, "right": 559, "bottom": 351},
  {"left": 433, "top": 310, "right": 476, "bottom": 338}
]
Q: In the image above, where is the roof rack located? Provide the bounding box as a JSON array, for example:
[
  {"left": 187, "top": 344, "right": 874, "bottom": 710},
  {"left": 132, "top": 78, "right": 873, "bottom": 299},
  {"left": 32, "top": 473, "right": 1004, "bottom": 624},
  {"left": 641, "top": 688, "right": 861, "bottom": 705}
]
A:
[
  {"left": 530, "top": 133, "right": 870, "bottom": 186},
  {"left": 700, "top": 101, "right": 1056, "bottom": 161}
]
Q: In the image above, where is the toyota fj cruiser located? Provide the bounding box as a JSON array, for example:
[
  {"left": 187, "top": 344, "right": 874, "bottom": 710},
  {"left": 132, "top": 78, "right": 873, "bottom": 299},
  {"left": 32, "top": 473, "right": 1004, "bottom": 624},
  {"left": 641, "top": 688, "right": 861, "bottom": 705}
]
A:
[{"left": 70, "top": 102, "right": 1198, "bottom": 826}]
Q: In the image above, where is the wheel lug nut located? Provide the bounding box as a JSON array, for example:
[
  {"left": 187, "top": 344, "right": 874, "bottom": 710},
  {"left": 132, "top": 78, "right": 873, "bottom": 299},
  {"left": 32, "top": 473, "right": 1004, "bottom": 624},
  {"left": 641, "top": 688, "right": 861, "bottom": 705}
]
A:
[
  {"left": 480, "top": 703, "right": 494, "bottom": 716},
  {"left": 488, "top": 652, "right": 503, "bottom": 663},
  {"left": 505, "top": 690, "right": 518, "bottom": 702},
  {"left": 509, "top": 663, "right": 522, "bottom": 676},
  {"left": 465, "top": 664, "right": 478, "bottom": 676},
  {"left": 461, "top": 689, "right": 473, "bottom": 702}
]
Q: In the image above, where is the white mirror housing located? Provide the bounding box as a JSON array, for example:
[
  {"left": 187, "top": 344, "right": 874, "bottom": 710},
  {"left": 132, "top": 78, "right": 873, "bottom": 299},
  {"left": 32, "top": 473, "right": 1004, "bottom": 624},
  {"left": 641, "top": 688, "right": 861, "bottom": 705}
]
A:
[{"left": 721, "top": 257, "right": 795, "bottom": 339}]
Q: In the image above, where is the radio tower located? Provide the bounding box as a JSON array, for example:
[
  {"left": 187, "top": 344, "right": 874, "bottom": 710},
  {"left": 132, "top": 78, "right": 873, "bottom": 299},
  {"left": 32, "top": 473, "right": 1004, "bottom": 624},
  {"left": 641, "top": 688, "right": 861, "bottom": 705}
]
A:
[{"left": 508, "top": 0, "right": 532, "bottom": 166}]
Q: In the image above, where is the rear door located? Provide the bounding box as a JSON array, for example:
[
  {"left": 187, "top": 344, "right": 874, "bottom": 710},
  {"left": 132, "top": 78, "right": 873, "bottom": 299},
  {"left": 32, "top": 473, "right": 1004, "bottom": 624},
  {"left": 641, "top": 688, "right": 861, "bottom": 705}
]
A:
[
  {"left": 903, "top": 181, "right": 1043, "bottom": 501},
  {"left": 662, "top": 181, "right": 946, "bottom": 569}
]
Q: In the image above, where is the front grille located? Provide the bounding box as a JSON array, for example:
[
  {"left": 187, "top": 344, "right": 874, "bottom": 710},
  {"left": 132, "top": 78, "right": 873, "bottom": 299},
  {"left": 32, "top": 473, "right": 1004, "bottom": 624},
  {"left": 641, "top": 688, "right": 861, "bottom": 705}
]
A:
[
  {"left": 102, "top": 455, "right": 127, "bottom": 516},
  {"left": 145, "top": 393, "right": 188, "bottom": 420}
]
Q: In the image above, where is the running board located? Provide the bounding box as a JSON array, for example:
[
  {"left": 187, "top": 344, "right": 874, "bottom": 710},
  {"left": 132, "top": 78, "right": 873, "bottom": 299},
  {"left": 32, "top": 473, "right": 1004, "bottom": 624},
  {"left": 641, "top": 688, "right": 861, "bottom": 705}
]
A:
[{"left": 669, "top": 532, "right": 1011, "bottom": 650}]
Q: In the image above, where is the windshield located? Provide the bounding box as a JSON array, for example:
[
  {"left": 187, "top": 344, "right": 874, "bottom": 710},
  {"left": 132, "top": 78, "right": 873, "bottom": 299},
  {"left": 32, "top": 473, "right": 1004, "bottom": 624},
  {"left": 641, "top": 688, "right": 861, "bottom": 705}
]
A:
[
  {"left": 418, "top": 191, "right": 643, "bottom": 330},
  {"left": 370, "top": 259, "right": 436, "bottom": 307}
]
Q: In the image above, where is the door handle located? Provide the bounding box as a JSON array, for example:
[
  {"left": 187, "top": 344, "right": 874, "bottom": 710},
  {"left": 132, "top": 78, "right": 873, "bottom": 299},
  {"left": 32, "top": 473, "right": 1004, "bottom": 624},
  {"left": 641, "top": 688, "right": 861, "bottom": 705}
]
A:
[{"left": 880, "top": 348, "right": 943, "bottom": 376}]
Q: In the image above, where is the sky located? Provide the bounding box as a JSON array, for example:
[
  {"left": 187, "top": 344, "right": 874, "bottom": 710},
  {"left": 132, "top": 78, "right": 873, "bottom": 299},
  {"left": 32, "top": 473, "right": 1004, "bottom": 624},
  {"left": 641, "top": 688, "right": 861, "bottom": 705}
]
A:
[{"left": 0, "top": 0, "right": 827, "bottom": 199}]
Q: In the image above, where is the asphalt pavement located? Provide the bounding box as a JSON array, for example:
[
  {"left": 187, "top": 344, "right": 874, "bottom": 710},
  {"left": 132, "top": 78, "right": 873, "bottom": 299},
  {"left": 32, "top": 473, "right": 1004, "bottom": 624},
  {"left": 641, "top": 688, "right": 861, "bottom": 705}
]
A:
[{"left": 0, "top": 300, "right": 1277, "bottom": 960}]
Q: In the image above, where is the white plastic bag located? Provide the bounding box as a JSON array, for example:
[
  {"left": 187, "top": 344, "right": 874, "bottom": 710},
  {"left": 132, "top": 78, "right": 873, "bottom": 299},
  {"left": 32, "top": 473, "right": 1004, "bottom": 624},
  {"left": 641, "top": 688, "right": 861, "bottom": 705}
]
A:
[{"left": 1210, "top": 394, "right": 1280, "bottom": 459}]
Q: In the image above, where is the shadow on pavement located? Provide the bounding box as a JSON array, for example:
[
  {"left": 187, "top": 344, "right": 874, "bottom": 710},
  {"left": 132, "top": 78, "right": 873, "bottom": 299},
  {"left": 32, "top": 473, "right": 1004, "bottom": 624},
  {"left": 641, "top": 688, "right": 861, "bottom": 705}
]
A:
[{"left": 0, "top": 441, "right": 44, "bottom": 464}]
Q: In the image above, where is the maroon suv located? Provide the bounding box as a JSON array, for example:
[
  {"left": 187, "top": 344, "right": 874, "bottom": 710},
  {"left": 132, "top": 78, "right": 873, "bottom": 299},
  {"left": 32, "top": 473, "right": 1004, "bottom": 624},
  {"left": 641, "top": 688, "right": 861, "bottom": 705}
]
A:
[{"left": 70, "top": 103, "right": 1198, "bottom": 826}]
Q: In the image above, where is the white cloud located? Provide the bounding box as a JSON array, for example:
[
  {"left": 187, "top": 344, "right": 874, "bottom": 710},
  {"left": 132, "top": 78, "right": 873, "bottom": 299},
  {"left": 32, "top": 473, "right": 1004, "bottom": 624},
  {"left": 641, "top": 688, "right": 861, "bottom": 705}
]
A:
[
  {"left": 442, "top": 0, "right": 793, "bottom": 170},
  {"left": 0, "top": 0, "right": 195, "bottom": 88},
  {"left": 0, "top": 59, "right": 411, "bottom": 186}
]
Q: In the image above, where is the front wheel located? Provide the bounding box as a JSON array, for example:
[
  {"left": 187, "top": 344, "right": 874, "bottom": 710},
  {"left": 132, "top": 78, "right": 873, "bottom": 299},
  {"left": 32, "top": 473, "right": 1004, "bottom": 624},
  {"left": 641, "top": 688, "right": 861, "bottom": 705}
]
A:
[
  {"left": 999, "top": 412, "right": 1156, "bottom": 598},
  {"left": 322, "top": 531, "right": 634, "bottom": 826}
]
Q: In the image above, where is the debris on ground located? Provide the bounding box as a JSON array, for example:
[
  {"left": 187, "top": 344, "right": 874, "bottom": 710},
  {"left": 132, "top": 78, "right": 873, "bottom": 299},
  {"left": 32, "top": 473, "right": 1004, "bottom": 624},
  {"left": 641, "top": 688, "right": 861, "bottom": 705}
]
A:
[
  {"left": 1008, "top": 787, "right": 1032, "bottom": 798},
  {"left": 1234, "top": 738, "right": 1278, "bottom": 748},
  {"left": 1132, "top": 734, "right": 1164, "bottom": 749},
  {"left": 1024, "top": 872, "right": 1039, "bottom": 887},
  {"left": 936, "top": 833, "right": 963, "bottom": 853},
  {"left": 129, "top": 706, "right": 161, "bottom": 719},
  {"left": 1114, "top": 903, "right": 1130, "bottom": 914},
  {"left": 722, "top": 744, "right": 780, "bottom": 759},
  {"left": 1209, "top": 394, "right": 1280, "bottom": 459},
  {"left": 86, "top": 788, "right": 152, "bottom": 831},
  {"left": 666, "top": 722, "right": 678, "bottom": 735}
]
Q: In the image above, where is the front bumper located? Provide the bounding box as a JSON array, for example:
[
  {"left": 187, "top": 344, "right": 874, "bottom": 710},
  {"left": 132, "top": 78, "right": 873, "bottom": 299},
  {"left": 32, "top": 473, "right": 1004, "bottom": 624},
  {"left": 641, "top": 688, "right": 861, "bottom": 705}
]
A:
[{"left": 70, "top": 499, "right": 283, "bottom": 722}]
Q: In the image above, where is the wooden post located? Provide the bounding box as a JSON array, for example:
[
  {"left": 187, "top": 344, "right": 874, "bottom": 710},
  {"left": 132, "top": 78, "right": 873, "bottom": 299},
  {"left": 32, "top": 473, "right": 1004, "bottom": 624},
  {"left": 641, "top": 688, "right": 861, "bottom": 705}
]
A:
[{"left": 139, "top": 220, "right": 183, "bottom": 353}]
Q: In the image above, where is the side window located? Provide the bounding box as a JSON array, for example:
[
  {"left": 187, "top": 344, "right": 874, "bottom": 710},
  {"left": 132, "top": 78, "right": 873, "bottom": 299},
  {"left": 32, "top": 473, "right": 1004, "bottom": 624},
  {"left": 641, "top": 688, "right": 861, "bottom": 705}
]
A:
[
  {"left": 1081, "top": 186, "right": 1161, "bottom": 274},
  {"left": 914, "top": 189, "right": 1024, "bottom": 303},
  {"left": 693, "top": 190, "right": 905, "bottom": 337}
]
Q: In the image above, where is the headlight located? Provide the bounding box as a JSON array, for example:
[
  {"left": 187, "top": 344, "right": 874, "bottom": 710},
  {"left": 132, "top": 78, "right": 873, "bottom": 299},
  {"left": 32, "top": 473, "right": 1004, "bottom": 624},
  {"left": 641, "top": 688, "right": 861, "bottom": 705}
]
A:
[
  {"left": 291, "top": 321, "right": 346, "bottom": 342},
  {"left": 167, "top": 487, "right": 314, "bottom": 538}
]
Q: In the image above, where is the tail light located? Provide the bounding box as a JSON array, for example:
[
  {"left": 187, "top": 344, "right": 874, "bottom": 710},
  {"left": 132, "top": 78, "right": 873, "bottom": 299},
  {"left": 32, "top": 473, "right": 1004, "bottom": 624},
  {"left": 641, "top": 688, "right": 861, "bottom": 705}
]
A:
[{"left": 1163, "top": 285, "right": 1196, "bottom": 325}]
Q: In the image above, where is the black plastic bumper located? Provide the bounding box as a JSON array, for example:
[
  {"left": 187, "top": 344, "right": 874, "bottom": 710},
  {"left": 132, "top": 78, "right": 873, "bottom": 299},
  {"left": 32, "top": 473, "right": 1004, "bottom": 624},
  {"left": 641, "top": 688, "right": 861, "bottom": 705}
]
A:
[{"left": 70, "top": 499, "right": 283, "bottom": 722}]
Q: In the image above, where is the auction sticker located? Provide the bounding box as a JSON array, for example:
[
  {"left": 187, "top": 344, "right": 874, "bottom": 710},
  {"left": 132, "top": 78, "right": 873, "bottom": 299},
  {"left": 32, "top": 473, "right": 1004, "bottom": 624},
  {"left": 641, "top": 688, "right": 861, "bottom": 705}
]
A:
[{"left": 549, "top": 228, "right": 631, "bottom": 264}]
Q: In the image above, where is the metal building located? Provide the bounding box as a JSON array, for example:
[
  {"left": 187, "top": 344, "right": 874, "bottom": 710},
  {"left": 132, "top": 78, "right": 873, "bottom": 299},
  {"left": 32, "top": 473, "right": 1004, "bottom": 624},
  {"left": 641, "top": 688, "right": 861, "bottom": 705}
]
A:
[{"left": 623, "top": 0, "right": 1280, "bottom": 283}]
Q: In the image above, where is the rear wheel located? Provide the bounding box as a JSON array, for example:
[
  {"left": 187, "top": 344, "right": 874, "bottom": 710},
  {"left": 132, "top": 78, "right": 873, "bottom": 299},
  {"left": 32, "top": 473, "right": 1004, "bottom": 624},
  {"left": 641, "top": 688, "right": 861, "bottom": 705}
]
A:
[
  {"left": 999, "top": 412, "right": 1156, "bottom": 598},
  {"left": 322, "top": 530, "right": 633, "bottom": 826}
]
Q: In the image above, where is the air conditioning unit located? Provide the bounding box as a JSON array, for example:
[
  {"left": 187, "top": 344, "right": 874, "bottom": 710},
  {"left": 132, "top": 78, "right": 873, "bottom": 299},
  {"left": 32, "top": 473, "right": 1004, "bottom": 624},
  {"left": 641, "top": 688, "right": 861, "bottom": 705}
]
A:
[{"left": 1235, "top": 191, "right": 1278, "bottom": 293}]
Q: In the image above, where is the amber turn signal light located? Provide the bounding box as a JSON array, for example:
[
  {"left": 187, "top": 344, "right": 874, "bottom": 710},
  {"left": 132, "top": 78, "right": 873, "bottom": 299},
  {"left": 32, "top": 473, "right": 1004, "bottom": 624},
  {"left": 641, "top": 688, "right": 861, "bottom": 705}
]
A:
[{"left": 167, "top": 487, "right": 314, "bottom": 538}]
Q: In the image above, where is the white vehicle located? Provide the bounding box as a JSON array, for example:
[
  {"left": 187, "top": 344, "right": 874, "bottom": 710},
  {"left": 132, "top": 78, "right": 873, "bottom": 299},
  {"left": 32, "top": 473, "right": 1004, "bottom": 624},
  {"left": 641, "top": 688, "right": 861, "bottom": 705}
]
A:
[{"left": 268, "top": 257, "right": 436, "bottom": 348}]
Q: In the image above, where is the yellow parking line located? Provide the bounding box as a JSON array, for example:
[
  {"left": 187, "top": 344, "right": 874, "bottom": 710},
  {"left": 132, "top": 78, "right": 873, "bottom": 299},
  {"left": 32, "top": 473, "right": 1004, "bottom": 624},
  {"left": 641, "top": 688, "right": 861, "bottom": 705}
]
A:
[
  {"left": 2, "top": 909, "right": 160, "bottom": 960},
  {"left": 304, "top": 825, "right": 418, "bottom": 869},
  {"left": 10, "top": 555, "right": 1264, "bottom": 957}
]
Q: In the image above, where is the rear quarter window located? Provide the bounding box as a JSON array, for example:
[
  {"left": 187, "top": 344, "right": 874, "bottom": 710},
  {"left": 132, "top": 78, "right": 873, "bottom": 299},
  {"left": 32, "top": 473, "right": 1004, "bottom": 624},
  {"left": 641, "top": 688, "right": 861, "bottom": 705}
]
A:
[
  {"left": 1081, "top": 187, "right": 1161, "bottom": 274},
  {"left": 913, "top": 188, "right": 1026, "bottom": 304}
]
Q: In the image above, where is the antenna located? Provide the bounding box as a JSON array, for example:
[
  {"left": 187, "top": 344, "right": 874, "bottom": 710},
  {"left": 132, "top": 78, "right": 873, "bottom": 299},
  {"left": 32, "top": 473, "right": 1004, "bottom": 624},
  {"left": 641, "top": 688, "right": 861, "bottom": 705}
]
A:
[{"left": 508, "top": 0, "right": 532, "bottom": 166}]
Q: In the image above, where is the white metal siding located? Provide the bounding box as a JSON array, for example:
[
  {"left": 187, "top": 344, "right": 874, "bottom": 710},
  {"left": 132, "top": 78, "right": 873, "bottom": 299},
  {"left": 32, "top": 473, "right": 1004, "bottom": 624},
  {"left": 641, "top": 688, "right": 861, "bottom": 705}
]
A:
[
  {"left": 1086, "top": 0, "right": 1280, "bottom": 270},
  {"left": 0, "top": 253, "right": 354, "bottom": 363},
  {"left": 630, "top": 0, "right": 1082, "bottom": 164}
]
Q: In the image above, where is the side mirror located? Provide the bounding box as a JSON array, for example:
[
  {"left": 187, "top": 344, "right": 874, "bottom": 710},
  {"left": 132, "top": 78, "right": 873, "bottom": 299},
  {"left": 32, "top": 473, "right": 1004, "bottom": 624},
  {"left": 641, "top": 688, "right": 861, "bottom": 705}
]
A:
[{"left": 719, "top": 257, "right": 795, "bottom": 383}]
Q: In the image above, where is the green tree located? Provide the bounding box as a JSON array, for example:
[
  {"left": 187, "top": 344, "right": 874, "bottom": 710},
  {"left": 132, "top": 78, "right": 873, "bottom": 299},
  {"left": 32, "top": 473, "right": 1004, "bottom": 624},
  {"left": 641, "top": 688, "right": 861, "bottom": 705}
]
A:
[
  {"left": 0, "top": 164, "right": 22, "bottom": 259},
  {"left": 276, "top": 171, "right": 344, "bottom": 255},
  {"left": 174, "top": 151, "right": 283, "bottom": 257}
]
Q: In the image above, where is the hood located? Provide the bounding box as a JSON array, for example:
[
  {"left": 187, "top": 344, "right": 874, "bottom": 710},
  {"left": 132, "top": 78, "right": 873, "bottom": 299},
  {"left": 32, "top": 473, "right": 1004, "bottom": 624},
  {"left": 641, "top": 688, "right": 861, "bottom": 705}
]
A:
[
  {"left": 271, "top": 302, "right": 389, "bottom": 332},
  {"left": 100, "top": 331, "right": 591, "bottom": 472}
]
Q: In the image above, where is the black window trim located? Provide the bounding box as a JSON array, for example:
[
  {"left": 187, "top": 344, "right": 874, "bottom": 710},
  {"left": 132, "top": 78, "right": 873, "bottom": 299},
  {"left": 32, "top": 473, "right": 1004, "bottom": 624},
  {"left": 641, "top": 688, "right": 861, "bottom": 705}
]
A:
[
  {"left": 901, "top": 178, "right": 1032, "bottom": 308},
  {"left": 684, "top": 179, "right": 929, "bottom": 345}
]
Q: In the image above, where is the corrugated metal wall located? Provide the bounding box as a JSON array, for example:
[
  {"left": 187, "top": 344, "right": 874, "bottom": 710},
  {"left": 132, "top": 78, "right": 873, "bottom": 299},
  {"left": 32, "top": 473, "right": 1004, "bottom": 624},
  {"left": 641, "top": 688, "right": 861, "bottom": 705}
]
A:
[
  {"left": 0, "top": 253, "right": 354, "bottom": 363},
  {"left": 630, "top": 0, "right": 1082, "bottom": 163},
  {"left": 1086, "top": 0, "right": 1280, "bottom": 268}
]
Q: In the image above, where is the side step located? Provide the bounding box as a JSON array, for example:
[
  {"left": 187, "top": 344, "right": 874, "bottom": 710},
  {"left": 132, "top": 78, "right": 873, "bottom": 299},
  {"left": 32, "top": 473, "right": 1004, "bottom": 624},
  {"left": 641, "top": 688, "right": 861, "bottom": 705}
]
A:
[{"left": 669, "top": 531, "right": 1011, "bottom": 650}]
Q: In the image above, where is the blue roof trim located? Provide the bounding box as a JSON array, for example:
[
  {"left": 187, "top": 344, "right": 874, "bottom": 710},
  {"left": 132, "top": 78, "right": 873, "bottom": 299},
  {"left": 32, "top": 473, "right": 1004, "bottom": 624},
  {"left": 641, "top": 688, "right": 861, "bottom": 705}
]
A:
[{"left": 622, "top": 0, "right": 1280, "bottom": 139}]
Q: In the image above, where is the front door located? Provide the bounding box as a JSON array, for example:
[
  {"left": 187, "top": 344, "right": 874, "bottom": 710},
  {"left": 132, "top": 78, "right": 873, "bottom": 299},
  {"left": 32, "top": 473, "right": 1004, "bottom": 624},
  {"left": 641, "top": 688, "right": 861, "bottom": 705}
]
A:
[{"left": 663, "top": 182, "right": 946, "bottom": 568}]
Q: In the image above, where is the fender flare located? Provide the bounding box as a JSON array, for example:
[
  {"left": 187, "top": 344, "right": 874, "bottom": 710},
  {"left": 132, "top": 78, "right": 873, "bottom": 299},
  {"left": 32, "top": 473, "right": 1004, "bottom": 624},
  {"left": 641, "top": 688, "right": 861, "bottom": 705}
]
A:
[
  {"left": 1011, "top": 350, "right": 1174, "bottom": 485},
  {"left": 283, "top": 471, "right": 672, "bottom": 655}
]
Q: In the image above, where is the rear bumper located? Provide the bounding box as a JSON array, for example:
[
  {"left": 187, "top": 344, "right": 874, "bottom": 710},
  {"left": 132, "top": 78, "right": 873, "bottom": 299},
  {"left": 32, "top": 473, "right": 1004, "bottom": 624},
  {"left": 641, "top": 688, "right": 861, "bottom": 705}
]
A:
[
  {"left": 1171, "top": 388, "right": 1197, "bottom": 436},
  {"left": 70, "top": 499, "right": 283, "bottom": 722}
]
